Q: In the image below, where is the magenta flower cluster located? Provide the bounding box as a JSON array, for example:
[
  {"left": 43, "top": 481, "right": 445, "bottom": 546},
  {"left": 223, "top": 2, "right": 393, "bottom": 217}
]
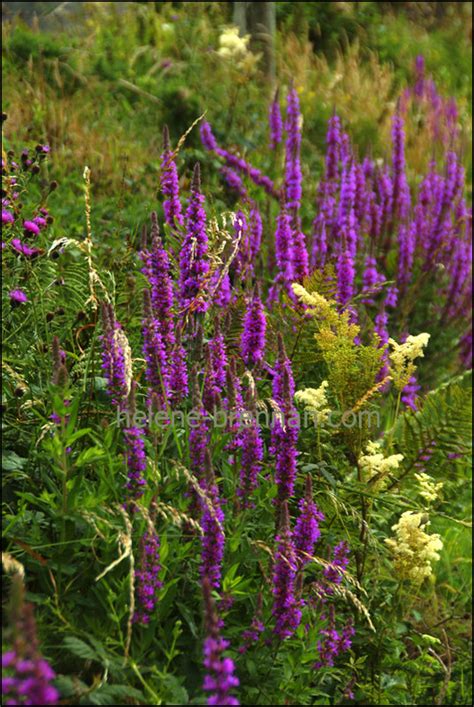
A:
[
  {"left": 134, "top": 528, "right": 162, "bottom": 625},
  {"left": 2, "top": 603, "right": 58, "bottom": 706}
]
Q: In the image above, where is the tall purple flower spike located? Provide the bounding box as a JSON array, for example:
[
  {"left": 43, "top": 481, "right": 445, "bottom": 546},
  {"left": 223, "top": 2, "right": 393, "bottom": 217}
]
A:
[
  {"left": 294, "top": 475, "right": 325, "bottom": 568},
  {"left": 271, "top": 336, "right": 298, "bottom": 504},
  {"left": 202, "top": 576, "right": 240, "bottom": 705},
  {"left": 272, "top": 501, "right": 302, "bottom": 639},
  {"left": 2, "top": 602, "right": 59, "bottom": 706},
  {"left": 200, "top": 452, "right": 225, "bottom": 591},
  {"left": 100, "top": 302, "right": 130, "bottom": 409},
  {"left": 241, "top": 289, "right": 267, "bottom": 367},
  {"left": 179, "top": 163, "right": 210, "bottom": 313},
  {"left": 160, "top": 125, "right": 184, "bottom": 228},
  {"left": 134, "top": 525, "right": 162, "bottom": 625},
  {"left": 269, "top": 88, "right": 283, "bottom": 149},
  {"left": 200, "top": 121, "right": 279, "bottom": 200}
]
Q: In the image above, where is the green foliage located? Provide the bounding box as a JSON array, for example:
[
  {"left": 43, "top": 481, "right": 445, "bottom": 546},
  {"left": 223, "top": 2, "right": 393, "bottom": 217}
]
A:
[{"left": 392, "top": 371, "right": 472, "bottom": 466}]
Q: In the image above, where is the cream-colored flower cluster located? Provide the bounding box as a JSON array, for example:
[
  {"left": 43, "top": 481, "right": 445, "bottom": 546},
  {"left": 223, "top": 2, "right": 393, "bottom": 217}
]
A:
[
  {"left": 414, "top": 472, "right": 444, "bottom": 504},
  {"left": 295, "top": 381, "right": 331, "bottom": 424},
  {"left": 291, "top": 283, "right": 335, "bottom": 320},
  {"left": 359, "top": 441, "right": 404, "bottom": 490},
  {"left": 385, "top": 511, "right": 443, "bottom": 583},
  {"left": 217, "top": 26, "right": 250, "bottom": 62},
  {"left": 388, "top": 333, "right": 430, "bottom": 390}
]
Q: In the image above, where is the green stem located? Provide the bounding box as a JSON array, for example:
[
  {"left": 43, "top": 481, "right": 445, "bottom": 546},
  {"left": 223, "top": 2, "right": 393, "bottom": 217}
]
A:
[{"left": 388, "top": 390, "right": 402, "bottom": 453}]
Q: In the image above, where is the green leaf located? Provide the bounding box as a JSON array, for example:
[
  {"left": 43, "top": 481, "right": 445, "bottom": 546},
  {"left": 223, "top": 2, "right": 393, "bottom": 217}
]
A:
[
  {"left": 2, "top": 451, "right": 27, "bottom": 471},
  {"left": 63, "top": 636, "right": 99, "bottom": 662}
]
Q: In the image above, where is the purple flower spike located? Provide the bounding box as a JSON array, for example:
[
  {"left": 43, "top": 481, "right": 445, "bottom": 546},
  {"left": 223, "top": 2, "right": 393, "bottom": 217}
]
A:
[
  {"left": 241, "top": 291, "right": 266, "bottom": 367},
  {"left": 273, "top": 209, "right": 294, "bottom": 297},
  {"left": 272, "top": 501, "right": 302, "bottom": 639},
  {"left": 284, "top": 86, "right": 303, "bottom": 212},
  {"left": 169, "top": 327, "right": 189, "bottom": 405},
  {"left": 179, "top": 163, "right": 210, "bottom": 313},
  {"left": 2, "top": 602, "right": 59, "bottom": 706},
  {"left": 161, "top": 126, "right": 184, "bottom": 228},
  {"left": 200, "top": 121, "right": 279, "bottom": 199},
  {"left": 391, "top": 113, "right": 411, "bottom": 222},
  {"left": 237, "top": 390, "right": 264, "bottom": 507},
  {"left": 401, "top": 374, "right": 421, "bottom": 411},
  {"left": 134, "top": 527, "right": 162, "bottom": 625},
  {"left": 336, "top": 247, "right": 355, "bottom": 306},
  {"left": 202, "top": 577, "right": 240, "bottom": 705},
  {"left": 200, "top": 454, "right": 225, "bottom": 590},
  {"left": 124, "top": 425, "right": 147, "bottom": 501},
  {"left": 294, "top": 475, "right": 324, "bottom": 568},
  {"left": 269, "top": 88, "right": 283, "bottom": 149},
  {"left": 323, "top": 541, "right": 350, "bottom": 585},
  {"left": 315, "top": 605, "right": 354, "bottom": 668},
  {"left": 100, "top": 302, "right": 130, "bottom": 409},
  {"left": 142, "top": 214, "right": 176, "bottom": 354},
  {"left": 271, "top": 336, "right": 298, "bottom": 503}
]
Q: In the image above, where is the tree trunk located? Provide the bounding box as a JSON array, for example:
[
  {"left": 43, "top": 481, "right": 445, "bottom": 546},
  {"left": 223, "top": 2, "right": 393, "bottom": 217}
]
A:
[
  {"left": 232, "top": 1, "right": 248, "bottom": 35},
  {"left": 233, "top": 2, "right": 276, "bottom": 86}
]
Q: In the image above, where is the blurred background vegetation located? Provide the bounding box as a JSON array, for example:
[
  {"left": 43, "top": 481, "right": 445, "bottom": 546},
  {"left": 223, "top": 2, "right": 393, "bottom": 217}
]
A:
[{"left": 2, "top": 2, "right": 472, "bottom": 237}]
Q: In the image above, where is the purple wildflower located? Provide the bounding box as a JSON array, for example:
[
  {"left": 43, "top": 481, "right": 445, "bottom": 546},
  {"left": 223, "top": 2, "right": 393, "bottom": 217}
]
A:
[
  {"left": 2, "top": 604, "right": 59, "bottom": 706},
  {"left": 391, "top": 113, "right": 410, "bottom": 222},
  {"left": 315, "top": 606, "right": 355, "bottom": 668},
  {"left": 336, "top": 247, "right": 355, "bottom": 306},
  {"left": 33, "top": 215, "right": 47, "bottom": 230},
  {"left": 294, "top": 475, "right": 325, "bottom": 568},
  {"left": 200, "top": 454, "right": 225, "bottom": 590},
  {"left": 385, "top": 285, "right": 399, "bottom": 309},
  {"left": 211, "top": 269, "right": 232, "bottom": 308},
  {"left": 325, "top": 114, "right": 342, "bottom": 183},
  {"left": 2, "top": 209, "right": 14, "bottom": 225},
  {"left": 23, "top": 220, "right": 40, "bottom": 236},
  {"left": 134, "top": 527, "right": 162, "bottom": 624},
  {"left": 273, "top": 209, "right": 294, "bottom": 297},
  {"left": 236, "top": 391, "right": 264, "bottom": 507},
  {"left": 401, "top": 374, "right": 421, "bottom": 411},
  {"left": 239, "top": 595, "right": 265, "bottom": 653},
  {"left": 241, "top": 291, "right": 266, "bottom": 367},
  {"left": 11, "top": 238, "right": 41, "bottom": 257},
  {"left": 272, "top": 501, "right": 302, "bottom": 639},
  {"left": 179, "top": 163, "right": 210, "bottom": 313},
  {"left": 397, "top": 223, "right": 416, "bottom": 289},
  {"left": 169, "top": 327, "right": 189, "bottom": 405},
  {"left": 284, "top": 86, "right": 303, "bottom": 211},
  {"left": 323, "top": 541, "right": 350, "bottom": 585},
  {"left": 189, "top": 382, "right": 210, "bottom": 486},
  {"left": 221, "top": 167, "right": 248, "bottom": 200},
  {"left": 200, "top": 121, "right": 279, "bottom": 199},
  {"left": 160, "top": 126, "right": 184, "bottom": 228},
  {"left": 202, "top": 577, "right": 240, "bottom": 706},
  {"left": 100, "top": 303, "right": 130, "bottom": 409},
  {"left": 362, "top": 255, "right": 384, "bottom": 303},
  {"left": 271, "top": 337, "right": 298, "bottom": 503},
  {"left": 124, "top": 425, "right": 147, "bottom": 501},
  {"left": 9, "top": 289, "right": 28, "bottom": 304},
  {"left": 142, "top": 213, "right": 175, "bottom": 353},
  {"left": 209, "top": 322, "right": 228, "bottom": 390},
  {"left": 142, "top": 289, "right": 169, "bottom": 406},
  {"left": 249, "top": 206, "right": 263, "bottom": 263},
  {"left": 269, "top": 88, "right": 283, "bottom": 149}
]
